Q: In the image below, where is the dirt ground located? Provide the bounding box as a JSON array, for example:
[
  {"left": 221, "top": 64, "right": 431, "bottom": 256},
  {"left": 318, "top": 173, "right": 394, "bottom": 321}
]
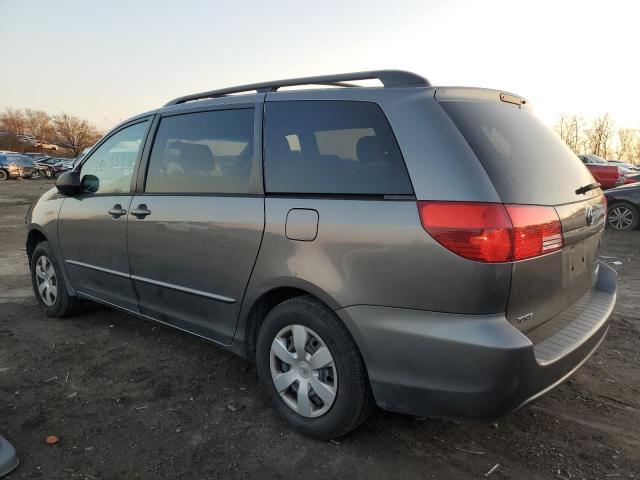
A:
[{"left": 1, "top": 179, "right": 639, "bottom": 480}]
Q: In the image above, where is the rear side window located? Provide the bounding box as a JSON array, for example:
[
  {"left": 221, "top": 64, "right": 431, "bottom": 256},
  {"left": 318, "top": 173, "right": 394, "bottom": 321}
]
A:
[
  {"left": 264, "top": 101, "right": 413, "bottom": 195},
  {"left": 440, "top": 101, "right": 596, "bottom": 205},
  {"left": 145, "top": 109, "right": 254, "bottom": 194}
]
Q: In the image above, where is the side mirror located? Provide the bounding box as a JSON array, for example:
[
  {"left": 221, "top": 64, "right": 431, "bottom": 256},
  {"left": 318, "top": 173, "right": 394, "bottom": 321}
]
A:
[{"left": 55, "top": 171, "right": 82, "bottom": 196}]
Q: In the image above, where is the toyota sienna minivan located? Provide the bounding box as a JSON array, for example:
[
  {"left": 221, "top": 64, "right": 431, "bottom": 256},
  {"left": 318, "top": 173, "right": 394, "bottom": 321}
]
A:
[{"left": 26, "top": 70, "right": 616, "bottom": 439}]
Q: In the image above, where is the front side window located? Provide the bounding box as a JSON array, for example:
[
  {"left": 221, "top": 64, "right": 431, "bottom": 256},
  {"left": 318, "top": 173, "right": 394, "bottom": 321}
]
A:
[
  {"left": 145, "top": 109, "right": 255, "bottom": 194},
  {"left": 80, "top": 121, "right": 149, "bottom": 194},
  {"left": 264, "top": 101, "right": 413, "bottom": 195}
]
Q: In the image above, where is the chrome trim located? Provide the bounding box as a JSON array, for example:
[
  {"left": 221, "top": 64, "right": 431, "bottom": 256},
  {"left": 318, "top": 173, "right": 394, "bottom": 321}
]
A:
[
  {"left": 65, "top": 259, "right": 236, "bottom": 304},
  {"left": 65, "top": 259, "right": 129, "bottom": 278},
  {"left": 130, "top": 275, "right": 236, "bottom": 304}
]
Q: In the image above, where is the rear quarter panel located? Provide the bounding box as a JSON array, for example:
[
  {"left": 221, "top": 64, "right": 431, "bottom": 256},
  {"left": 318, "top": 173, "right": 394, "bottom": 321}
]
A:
[{"left": 239, "top": 198, "right": 511, "bottom": 321}]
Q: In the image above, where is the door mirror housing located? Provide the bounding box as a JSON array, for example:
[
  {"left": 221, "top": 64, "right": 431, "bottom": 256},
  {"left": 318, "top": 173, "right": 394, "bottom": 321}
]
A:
[{"left": 55, "top": 171, "right": 82, "bottom": 196}]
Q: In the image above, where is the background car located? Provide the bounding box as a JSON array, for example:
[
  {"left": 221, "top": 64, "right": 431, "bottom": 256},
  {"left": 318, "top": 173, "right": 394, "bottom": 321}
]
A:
[
  {"left": 0, "top": 153, "right": 22, "bottom": 180},
  {"left": 579, "top": 154, "right": 636, "bottom": 189},
  {"left": 0, "top": 153, "right": 47, "bottom": 179},
  {"left": 608, "top": 159, "right": 640, "bottom": 172},
  {"left": 605, "top": 182, "right": 640, "bottom": 230},
  {"left": 36, "top": 156, "right": 72, "bottom": 176},
  {"left": 13, "top": 155, "right": 47, "bottom": 179},
  {"left": 34, "top": 140, "right": 59, "bottom": 151}
]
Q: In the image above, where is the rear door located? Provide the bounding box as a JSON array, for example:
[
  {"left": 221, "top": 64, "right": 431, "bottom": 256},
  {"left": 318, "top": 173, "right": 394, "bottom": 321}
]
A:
[
  {"left": 126, "top": 102, "right": 264, "bottom": 344},
  {"left": 438, "top": 94, "right": 606, "bottom": 332}
]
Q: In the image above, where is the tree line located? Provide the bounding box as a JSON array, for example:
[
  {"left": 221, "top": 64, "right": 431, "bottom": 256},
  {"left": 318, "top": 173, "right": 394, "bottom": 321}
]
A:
[
  {"left": 554, "top": 113, "right": 640, "bottom": 164},
  {"left": 0, "top": 108, "right": 103, "bottom": 157},
  {"left": 2, "top": 106, "right": 638, "bottom": 165}
]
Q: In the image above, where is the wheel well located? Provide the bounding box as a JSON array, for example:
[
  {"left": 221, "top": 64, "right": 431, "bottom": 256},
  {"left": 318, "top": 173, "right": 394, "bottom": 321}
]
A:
[
  {"left": 26, "top": 230, "right": 47, "bottom": 261},
  {"left": 244, "top": 287, "right": 311, "bottom": 360}
]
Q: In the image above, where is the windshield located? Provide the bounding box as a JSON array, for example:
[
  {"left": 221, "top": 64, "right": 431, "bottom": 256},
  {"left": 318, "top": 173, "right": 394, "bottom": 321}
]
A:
[{"left": 439, "top": 100, "right": 598, "bottom": 205}]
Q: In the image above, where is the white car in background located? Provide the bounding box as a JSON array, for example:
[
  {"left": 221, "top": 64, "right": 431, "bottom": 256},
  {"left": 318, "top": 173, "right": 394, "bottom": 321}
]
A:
[
  {"left": 608, "top": 160, "right": 640, "bottom": 172},
  {"left": 34, "top": 141, "right": 59, "bottom": 151}
]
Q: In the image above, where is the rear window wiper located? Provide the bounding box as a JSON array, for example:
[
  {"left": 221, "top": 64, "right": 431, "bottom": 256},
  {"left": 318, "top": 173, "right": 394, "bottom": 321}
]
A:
[{"left": 575, "top": 182, "right": 601, "bottom": 195}]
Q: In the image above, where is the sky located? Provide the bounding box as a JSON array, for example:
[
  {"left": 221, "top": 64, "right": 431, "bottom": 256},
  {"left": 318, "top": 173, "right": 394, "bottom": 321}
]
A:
[{"left": 1, "top": 0, "right": 638, "bottom": 132}]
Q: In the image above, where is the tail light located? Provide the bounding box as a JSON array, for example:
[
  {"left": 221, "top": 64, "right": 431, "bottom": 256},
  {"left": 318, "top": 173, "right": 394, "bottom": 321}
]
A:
[{"left": 417, "top": 201, "right": 563, "bottom": 263}]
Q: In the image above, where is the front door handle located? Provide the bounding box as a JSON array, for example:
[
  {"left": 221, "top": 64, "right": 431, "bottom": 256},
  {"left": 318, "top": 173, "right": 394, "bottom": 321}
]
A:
[
  {"left": 108, "top": 204, "right": 127, "bottom": 218},
  {"left": 130, "top": 204, "right": 151, "bottom": 219}
]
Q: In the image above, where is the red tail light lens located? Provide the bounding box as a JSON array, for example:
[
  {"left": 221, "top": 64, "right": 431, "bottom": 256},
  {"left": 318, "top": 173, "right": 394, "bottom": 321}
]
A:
[
  {"left": 417, "top": 202, "right": 513, "bottom": 262},
  {"left": 417, "top": 201, "right": 563, "bottom": 263},
  {"left": 505, "top": 205, "right": 563, "bottom": 260}
]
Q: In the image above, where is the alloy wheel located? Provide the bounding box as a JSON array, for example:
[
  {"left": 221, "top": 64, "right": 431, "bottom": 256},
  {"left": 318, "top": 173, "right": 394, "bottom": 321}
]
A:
[
  {"left": 608, "top": 205, "right": 635, "bottom": 230},
  {"left": 35, "top": 255, "right": 57, "bottom": 306},
  {"left": 269, "top": 324, "right": 338, "bottom": 418}
]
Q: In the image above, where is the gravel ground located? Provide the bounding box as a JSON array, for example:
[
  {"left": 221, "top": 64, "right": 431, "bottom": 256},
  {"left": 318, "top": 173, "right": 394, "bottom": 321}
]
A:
[{"left": 1, "top": 179, "right": 639, "bottom": 480}]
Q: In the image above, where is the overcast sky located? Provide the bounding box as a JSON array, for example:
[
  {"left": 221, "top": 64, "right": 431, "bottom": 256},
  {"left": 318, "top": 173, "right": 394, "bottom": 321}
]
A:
[{"left": 1, "top": 0, "right": 638, "bottom": 131}]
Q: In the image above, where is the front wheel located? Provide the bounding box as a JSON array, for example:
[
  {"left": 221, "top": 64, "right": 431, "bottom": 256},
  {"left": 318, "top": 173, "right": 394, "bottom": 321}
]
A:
[
  {"left": 30, "top": 170, "right": 44, "bottom": 179},
  {"left": 608, "top": 202, "right": 639, "bottom": 230},
  {"left": 256, "top": 295, "right": 374, "bottom": 439},
  {"left": 30, "top": 241, "right": 76, "bottom": 317}
]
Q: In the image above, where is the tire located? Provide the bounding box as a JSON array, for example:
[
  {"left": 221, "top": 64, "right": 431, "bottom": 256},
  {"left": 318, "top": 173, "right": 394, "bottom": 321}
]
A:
[
  {"left": 0, "top": 169, "right": 8, "bottom": 181},
  {"left": 608, "top": 202, "right": 639, "bottom": 231},
  {"left": 30, "top": 241, "right": 76, "bottom": 317},
  {"left": 256, "top": 295, "right": 375, "bottom": 439},
  {"left": 30, "top": 170, "right": 43, "bottom": 179}
]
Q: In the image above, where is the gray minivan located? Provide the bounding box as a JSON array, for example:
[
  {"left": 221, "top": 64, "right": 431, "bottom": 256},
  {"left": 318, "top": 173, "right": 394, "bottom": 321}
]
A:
[{"left": 27, "top": 71, "right": 616, "bottom": 439}]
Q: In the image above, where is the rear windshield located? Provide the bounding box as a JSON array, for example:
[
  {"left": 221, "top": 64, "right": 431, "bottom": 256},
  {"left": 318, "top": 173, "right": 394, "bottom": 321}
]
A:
[{"left": 440, "top": 101, "right": 597, "bottom": 205}]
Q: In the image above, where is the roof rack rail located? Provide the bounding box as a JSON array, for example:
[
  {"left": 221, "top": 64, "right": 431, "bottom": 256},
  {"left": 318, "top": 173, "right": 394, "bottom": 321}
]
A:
[{"left": 164, "top": 70, "right": 430, "bottom": 107}]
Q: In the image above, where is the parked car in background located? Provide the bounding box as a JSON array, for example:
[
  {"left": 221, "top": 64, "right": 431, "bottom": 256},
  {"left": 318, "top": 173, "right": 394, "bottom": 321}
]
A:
[
  {"left": 35, "top": 141, "right": 59, "bottom": 151},
  {"left": 604, "top": 182, "right": 640, "bottom": 230},
  {"left": 15, "top": 155, "right": 48, "bottom": 179},
  {"left": 0, "top": 153, "right": 22, "bottom": 180},
  {"left": 23, "top": 152, "right": 48, "bottom": 160},
  {"left": 579, "top": 154, "right": 634, "bottom": 189},
  {"left": 16, "top": 134, "right": 37, "bottom": 146},
  {"left": 608, "top": 160, "right": 640, "bottom": 172},
  {"left": 36, "top": 157, "right": 73, "bottom": 177},
  {"left": 0, "top": 153, "right": 46, "bottom": 179}
]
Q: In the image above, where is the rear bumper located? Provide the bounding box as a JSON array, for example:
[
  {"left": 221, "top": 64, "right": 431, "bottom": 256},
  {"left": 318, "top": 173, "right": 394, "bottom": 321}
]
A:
[{"left": 336, "top": 261, "right": 616, "bottom": 419}]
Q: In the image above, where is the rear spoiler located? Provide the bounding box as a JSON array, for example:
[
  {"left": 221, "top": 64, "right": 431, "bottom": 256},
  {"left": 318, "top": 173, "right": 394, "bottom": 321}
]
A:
[{"left": 434, "top": 87, "right": 531, "bottom": 110}]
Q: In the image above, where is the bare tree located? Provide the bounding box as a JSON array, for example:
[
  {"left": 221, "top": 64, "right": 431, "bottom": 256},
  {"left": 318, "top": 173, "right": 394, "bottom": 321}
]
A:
[
  {"left": 554, "top": 114, "right": 586, "bottom": 154},
  {"left": 52, "top": 113, "right": 102, "bottom": 157},
  {"left": 630, "top": 134, "right": 640, "bottom": 166},
  {"left": 0, "top": 108, "right": 27, "bottom": 135},
  {"left": 585, "top": 114, "right": 614, "bottom": 158},
  {"left": 24, "top": 109, "right": 54, "bottom": 146},
  {"left": 616, "top": 128, "right": 638, "bottom": 162}
]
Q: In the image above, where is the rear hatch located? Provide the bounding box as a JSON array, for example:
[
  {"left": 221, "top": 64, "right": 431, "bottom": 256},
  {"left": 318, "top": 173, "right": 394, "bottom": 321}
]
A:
[{"left": 436, "top": 89, "right": 606, "bottom": 333}]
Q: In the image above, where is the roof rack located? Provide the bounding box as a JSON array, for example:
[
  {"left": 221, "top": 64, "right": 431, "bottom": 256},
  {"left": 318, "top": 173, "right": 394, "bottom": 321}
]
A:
[{"left": 164, "top": 70, "right": 430, "bottom": 106}]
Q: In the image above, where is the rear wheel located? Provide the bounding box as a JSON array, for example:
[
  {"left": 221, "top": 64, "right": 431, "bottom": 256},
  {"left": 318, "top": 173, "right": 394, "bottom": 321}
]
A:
[
  {"left": 30, "top": 241, "right": 76, "bottom": 317},
  {"left": 608, "top": 202, "right": 639, "bottom": 230},
  {"left": 0, "top": 169, "right": 8, "bottom": 181},
  {"left": 256, "top": 295, "right": 374, "bottom": 439}
]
